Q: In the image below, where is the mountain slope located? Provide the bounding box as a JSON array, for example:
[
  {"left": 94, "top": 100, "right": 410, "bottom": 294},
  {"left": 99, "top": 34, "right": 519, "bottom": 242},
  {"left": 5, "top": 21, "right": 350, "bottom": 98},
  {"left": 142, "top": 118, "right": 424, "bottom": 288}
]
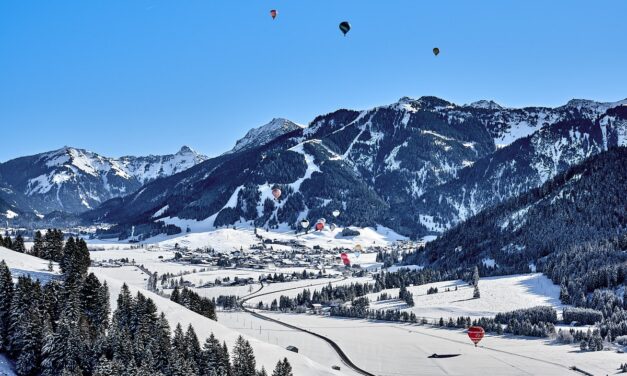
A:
[
  {"left": 226, "top": 118, "right": 303, "bottom": 154},
  {"left": 405, "top": 146, "right": 627, "bottom": 271},
  {"left": 0, "top": 146, "right": 207, "bottom": 214},
  {"left": 83, "top": 98, "right": 627, "bottom": 240},
  {"left": 412, "top": 105, "right": 627, "bottom": 230}
]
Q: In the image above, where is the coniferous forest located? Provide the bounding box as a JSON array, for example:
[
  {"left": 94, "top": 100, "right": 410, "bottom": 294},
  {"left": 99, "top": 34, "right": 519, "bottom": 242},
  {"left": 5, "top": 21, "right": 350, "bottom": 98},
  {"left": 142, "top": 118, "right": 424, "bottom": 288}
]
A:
[{"left": 0, "top": 230, "right": 293, "bottom": 376}]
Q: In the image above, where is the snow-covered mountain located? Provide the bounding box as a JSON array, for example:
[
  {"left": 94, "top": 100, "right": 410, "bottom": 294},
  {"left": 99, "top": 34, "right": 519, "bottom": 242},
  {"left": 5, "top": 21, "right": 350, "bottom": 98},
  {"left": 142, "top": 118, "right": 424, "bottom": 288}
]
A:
[
  {"left": 82, "top": 96, "right": 627, "bottom": 240},
  {"left": 0, "top": 146, "right": 207, "bottom": 214},
  {"left": 406, "top": 146, "right": 627, "bottom": 272},
  {"left": 226, "top": 118, "right": 303, "bottom": 154},
  {"left": 413, "top": 105, "right": 627, "bottom": 231}
]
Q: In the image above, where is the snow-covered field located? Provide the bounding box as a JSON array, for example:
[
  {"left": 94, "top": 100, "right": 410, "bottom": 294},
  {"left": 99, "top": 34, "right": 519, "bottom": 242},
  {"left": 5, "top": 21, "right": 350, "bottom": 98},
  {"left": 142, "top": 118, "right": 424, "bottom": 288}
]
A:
[
  {"left": 368, "top": 273, "right": 564, "bottom": 319},
  {"left": 217, "top": 311, "right": 362, "bottom": 376},
  {"left": 258, "top": 313, "right": 624, "bottom": 376},
  {"left": 89, "top": 225, "right": 406, "bottom": 253}
]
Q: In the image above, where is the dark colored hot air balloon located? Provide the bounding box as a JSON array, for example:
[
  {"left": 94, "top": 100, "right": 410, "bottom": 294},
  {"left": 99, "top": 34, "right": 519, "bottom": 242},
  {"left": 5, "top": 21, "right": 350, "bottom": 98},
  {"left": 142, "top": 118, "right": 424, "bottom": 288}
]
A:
[
  {"left": 270, "top": 9, "right": 278, "bottom": 20},
  {"left": 433, "top": 47, "right": 440, "bottom": 56},
  {"left": 272, "top": 187, "right": 281, "bottom": 200},
  {"left": 467, "top": 326, "right": 485, "bottom": 346},
  {"left": 339, "top": 21, "right": 351, "bottom": 36}
]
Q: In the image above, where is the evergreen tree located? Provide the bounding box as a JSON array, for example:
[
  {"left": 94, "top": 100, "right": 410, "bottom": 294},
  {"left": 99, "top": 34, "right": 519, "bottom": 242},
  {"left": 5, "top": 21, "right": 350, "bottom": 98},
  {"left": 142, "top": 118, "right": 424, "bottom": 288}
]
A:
[
  {"left": 9, "top": 277, "right": 44, "bottom": 376},
  {"left": 0, "top": 260, "right": 13, "bottom": 352},
  {"left": 472, "top": 266, "right": 480, "bottom": 287},
  {"left": 3, "top": 236, "right": 12, "bottom": 250},
  {"left": 12, "top": 235, "right": 26, "bottom": 253},
  {"left": 93, "top": 355, "right": 116, "bottom": 376},
  {"left": 232, "top": 336, "right": 256, "bottom": 376},
  {"left": 559, "top": 284, "right": 570, "bottom": 304},
  {"left": 184, "top": 324, "right": 202, "bottom": 374},
  {"left": 41, "top": 293, "right": 84, "bottom": 376},
  {"left": 272, "top": 358, "right": 293, "bottom": 376},
  {"left": 220, "top": 342, "right": 232, "bottom": 376},
  {"left": 32, "top": 231, "right": 44, "bottom": 257},
  {"left": 201, "top": 333, "right": 222, "bottom": 376},
  {"left": 153, "top": 313, "right": 172, "bottom": 373}
]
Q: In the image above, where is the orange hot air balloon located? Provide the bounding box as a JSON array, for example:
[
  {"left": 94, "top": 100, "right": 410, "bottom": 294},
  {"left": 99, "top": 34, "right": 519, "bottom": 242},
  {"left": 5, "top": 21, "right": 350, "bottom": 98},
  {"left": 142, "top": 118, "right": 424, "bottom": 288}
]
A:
[
  {"left": 467, "top": 326, "right": 485, "bottom": 347},
  {"left": 270, "top": 9, "right": 278, "bottom": 20},
  {"left": 272, "top": 187, "right": 281, "bottom": 200},
  {"left": 314, "top": 222, "right": 325, "bottom": 231}
]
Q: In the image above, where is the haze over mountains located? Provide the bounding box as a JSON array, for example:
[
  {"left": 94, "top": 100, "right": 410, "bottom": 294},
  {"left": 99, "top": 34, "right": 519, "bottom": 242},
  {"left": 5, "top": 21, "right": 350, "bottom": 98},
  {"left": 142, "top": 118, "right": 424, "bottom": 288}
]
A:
[{"left": 2, "top": 96, "right": 626, "bottom": 241}]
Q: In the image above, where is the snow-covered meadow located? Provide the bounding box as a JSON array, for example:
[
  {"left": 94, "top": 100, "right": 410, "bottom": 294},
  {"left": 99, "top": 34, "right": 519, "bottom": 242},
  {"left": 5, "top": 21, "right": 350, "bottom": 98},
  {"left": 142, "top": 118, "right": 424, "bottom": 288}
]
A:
[{"left": 368, "top": 273, "right": 564, "bottom": 320}]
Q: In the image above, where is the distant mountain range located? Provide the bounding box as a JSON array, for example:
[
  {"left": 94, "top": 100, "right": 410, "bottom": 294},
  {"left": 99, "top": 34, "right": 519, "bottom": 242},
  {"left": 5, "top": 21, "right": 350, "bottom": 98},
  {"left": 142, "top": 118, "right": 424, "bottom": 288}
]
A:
[
  {"left": 2, "top": 96, "right": 626, "bottom": 240},
  {"left": 0, "top": 146, "right": 207, "bottom": 216}
]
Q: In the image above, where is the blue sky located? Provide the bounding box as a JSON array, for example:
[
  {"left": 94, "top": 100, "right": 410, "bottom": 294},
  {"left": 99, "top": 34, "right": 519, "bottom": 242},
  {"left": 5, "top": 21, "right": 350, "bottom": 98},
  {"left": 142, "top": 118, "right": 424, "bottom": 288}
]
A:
[{"left": 1, "top": 0, "right": 626, "bottom": 161}]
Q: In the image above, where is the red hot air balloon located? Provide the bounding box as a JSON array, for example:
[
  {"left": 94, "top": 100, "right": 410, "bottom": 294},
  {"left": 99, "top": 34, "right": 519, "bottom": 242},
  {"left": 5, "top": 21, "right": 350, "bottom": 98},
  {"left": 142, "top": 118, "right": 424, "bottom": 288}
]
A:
[
  {"left": 340, "top": 252, "right": 351, "bottom": 266},
  {"left": 270, "top": 9, "right": 278, "bottom": 20},
  {"left": 467, "top": 326, "right": 485, "bottom": 346},
  {"left": 314, "top": 221, "right": 325, "bottom": 231},
  {"left": 272, "top": 187, "right": 281, "bottom": 200}
]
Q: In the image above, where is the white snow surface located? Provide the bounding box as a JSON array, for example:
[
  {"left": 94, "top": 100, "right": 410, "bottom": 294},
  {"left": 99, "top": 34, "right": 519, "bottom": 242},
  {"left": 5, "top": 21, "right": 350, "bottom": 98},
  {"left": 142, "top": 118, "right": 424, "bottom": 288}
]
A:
[
  {"left": 367, "top": 273, "right": 563, "bottom": 320},
  {"left": 260, "top": 312, "right": 622, "bottom": 376},
  {"left": 4, "top": 210, "right": 17, "bottom": 219},
  {"left": 0, "top": 354, "right": 15, "bottom": 376}
]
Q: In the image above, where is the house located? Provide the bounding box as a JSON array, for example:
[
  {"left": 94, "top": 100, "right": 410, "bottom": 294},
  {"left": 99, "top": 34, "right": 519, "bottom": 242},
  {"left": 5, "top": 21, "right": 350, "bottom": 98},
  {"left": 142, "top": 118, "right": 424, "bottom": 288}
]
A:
[
  {"left": 311, "top": 303, "right": 323, "bottom": 314},
  {"left": 357, "top": 262, "right": 384, "bottom": 273}
]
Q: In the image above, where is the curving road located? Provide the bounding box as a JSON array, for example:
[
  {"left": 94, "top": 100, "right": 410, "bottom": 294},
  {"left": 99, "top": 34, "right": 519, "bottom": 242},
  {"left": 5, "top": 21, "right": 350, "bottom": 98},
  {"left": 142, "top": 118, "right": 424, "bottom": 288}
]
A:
[{"left": 238, "top": 278, "right": 376, "bottom": 376}]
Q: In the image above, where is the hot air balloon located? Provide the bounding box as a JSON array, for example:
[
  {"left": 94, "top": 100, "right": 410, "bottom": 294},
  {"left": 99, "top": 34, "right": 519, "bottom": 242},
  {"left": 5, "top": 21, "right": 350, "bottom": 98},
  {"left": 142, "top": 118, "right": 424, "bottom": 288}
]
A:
[
  {"left": 270, "top": 9, "right": 278, "bottom": 20},
  {"left": 340, "top": 252, "right": 351, "bottom": 266},
  {"left": 272, "top": 187, "right": 281, "bottom": 200},
  {"left": 467, "top": 326, "right": 485, "bottom": 347},
  {"left": 332, "top": 210, "right": 340, "bottom": 218},
  {"left": 315, "top": 221, "right": 325, "bottom": 231},
  {"left": 339, "top": 21, "right": 351, "bottom": 36},
  {"left": 300, "top": 219, "right": 310, "bottom": 229},
  {"left": 354, "top": 244, "right": 363, "bottom": 252},
  {"left": 433, "top": 47, "right": 440, "bottom": 56},
  {"left": 330, "top": 223, "right": 337, "bottom": 231}
]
